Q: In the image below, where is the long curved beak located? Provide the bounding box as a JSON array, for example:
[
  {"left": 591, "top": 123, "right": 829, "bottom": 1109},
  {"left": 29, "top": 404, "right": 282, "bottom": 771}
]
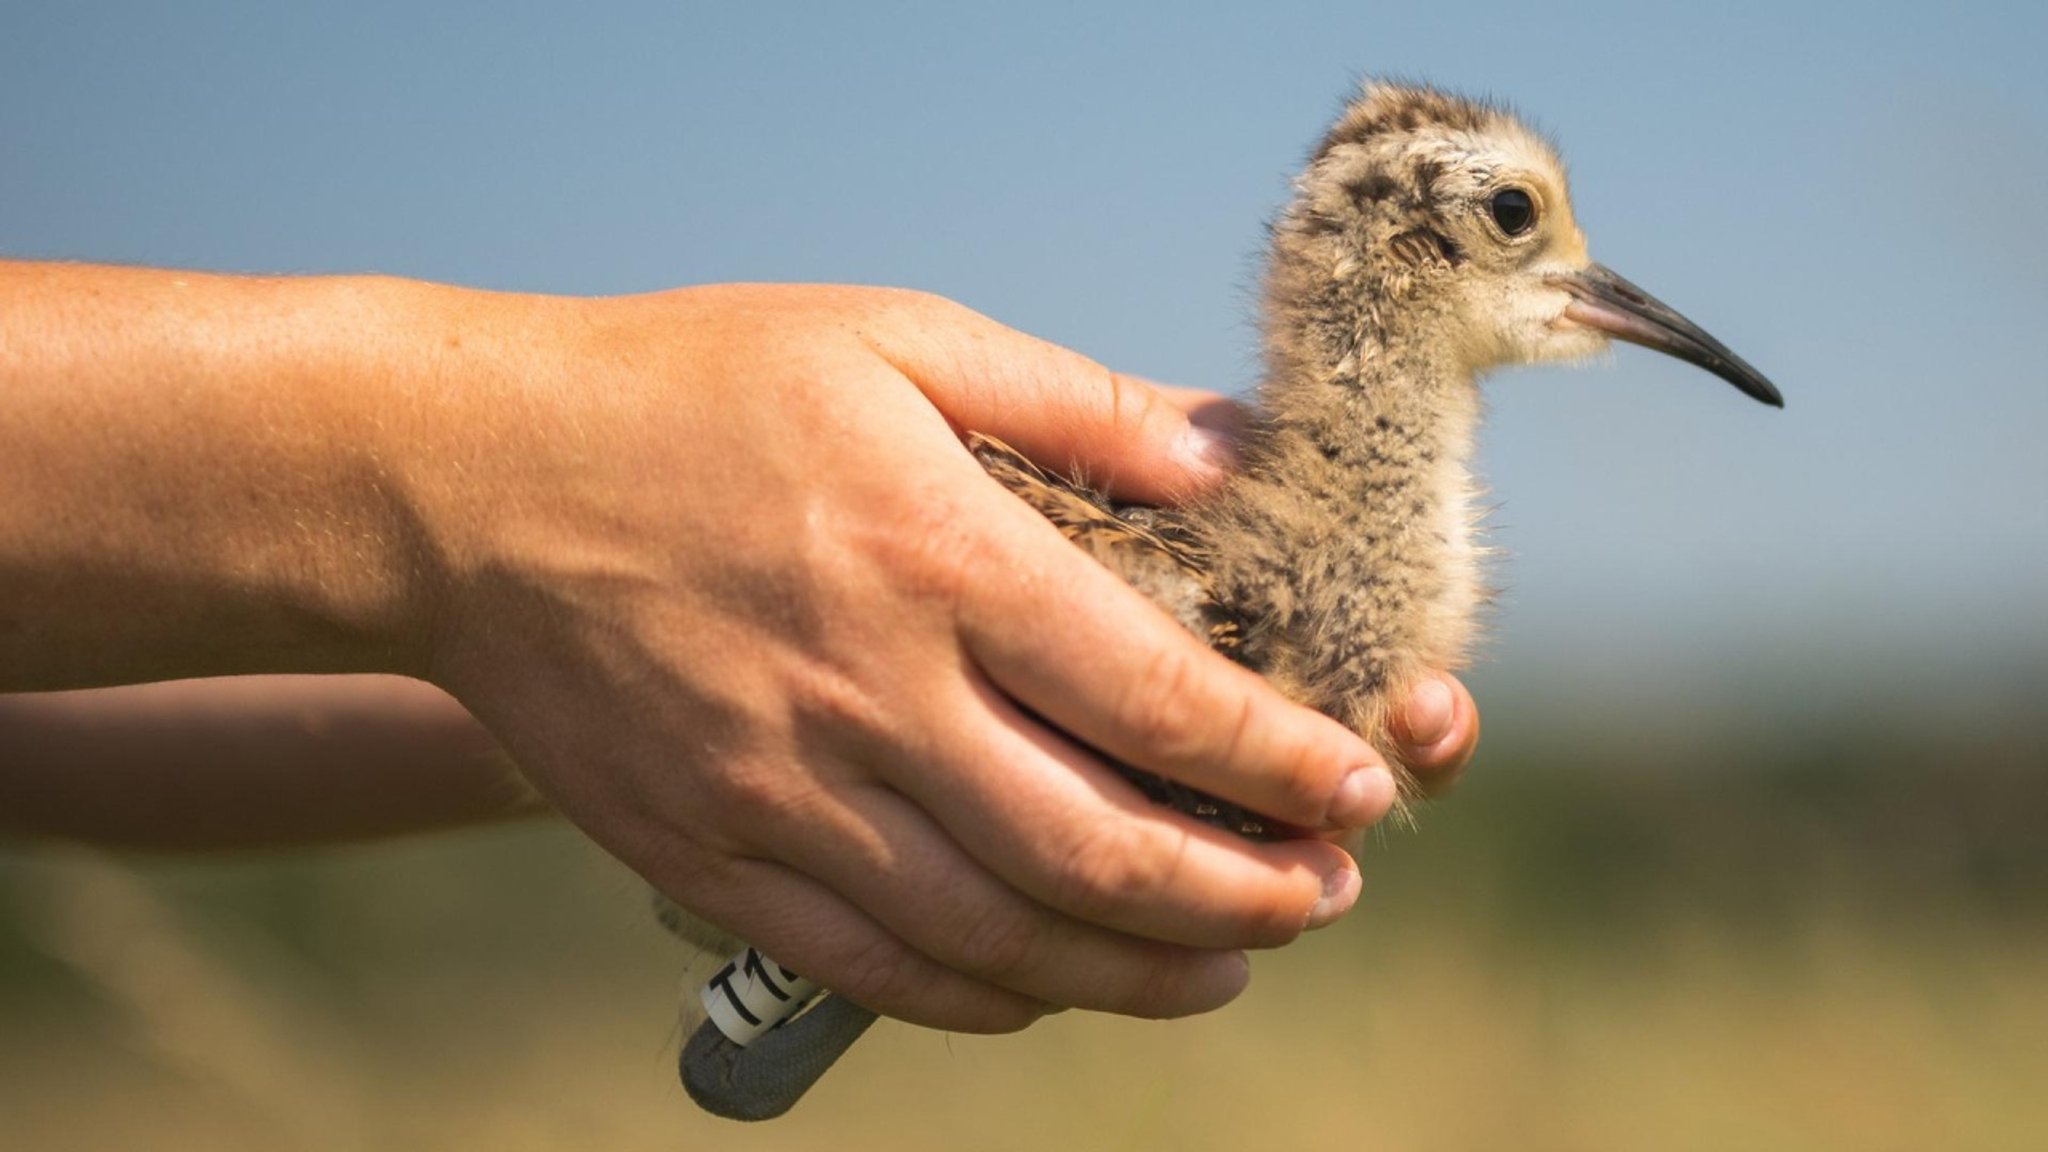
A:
[{"left": 1550, "top": 263, "right": 1783, "bottom": 408}]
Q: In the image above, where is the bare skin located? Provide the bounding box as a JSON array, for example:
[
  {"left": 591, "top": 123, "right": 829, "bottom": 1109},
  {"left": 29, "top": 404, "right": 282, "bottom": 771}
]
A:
[
  {"left": 0, "top": 671, "right": 1475, "bottom": 849},
  {"left": 0, "top": 262, "right": 1477, "bottom": 1034}
]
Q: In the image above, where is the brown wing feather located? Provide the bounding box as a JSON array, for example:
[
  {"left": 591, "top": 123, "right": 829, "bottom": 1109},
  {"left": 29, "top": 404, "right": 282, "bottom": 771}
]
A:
[
  {"left": 965, "top": 432, "right": 1183, "bottom": 555},
  {"left": 966, "top": 433, "right": 1243, "bottom": 655},
  {"left": 966, "top": 432, "right": 1268, "bottom": 837}
]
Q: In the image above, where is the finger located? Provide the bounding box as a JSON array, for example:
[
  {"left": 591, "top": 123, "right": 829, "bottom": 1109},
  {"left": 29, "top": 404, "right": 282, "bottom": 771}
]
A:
[
  {"left": 883, "top": 673, "right": 1362, "bottom": 951},
  {"left": 1389, "top": 671, "right": 1480, "bottom": 797},
  {"left": 758, "top": 776, "right": 1254, "bottom": 1018},
  {"left": 857, "top": 293, "right": 1232, "bottom": 503},
  {"left": 642, "top": 852, "right": 1050, "bottom": 1035},
  {"left": 953, "top": 511, "right": 1397, "bottom": 834}
]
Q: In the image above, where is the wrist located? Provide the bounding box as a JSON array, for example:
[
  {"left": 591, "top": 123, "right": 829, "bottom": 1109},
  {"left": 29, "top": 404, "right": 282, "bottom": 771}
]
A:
[
  {"left": 260, "top": 271, "right": 458, "bottom": 676},
  {"left": 346, "top": 276, "right": 616, "bottom": 693},
  {"left": 0, "top": 262, "right": 450, "bottom": 687}
]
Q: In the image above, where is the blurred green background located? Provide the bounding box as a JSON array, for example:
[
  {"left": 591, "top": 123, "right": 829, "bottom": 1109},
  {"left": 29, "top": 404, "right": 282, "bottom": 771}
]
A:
[
  {"left": 5, "top": 697, "right": 2044, "bottom": 1150},
  {"left": 4, "top": 2, "right": 2045, "bottom": 1148}
]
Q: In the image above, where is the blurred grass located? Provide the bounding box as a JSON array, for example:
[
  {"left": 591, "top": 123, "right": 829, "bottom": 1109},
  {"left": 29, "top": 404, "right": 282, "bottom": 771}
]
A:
[{"left": 3, "top": 699, "right": 2045, "bottom": 1151}]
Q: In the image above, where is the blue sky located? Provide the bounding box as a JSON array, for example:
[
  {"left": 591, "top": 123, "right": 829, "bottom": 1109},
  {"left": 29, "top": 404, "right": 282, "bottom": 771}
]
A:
[{"left": 5, "top": 1, "right": 2044, "bottom": 708}]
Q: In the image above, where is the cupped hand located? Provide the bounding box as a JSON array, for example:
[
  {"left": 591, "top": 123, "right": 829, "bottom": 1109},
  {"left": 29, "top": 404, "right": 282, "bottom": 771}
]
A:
[{"left": 391, "top": 284, "right": 1471, "bottom": 1033}]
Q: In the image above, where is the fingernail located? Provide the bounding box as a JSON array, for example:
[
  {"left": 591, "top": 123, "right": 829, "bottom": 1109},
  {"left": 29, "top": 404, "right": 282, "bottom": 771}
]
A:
[
  {"left": 1405, "top": 677, "right": 1455, "bottom": 748},
  {"left": 1328, "top": 765, "right": 1395, "bottom": 829},
  {"left": 1306, "top": 864, "right": 1361, "bottom": 930},
  {"left": 1171, "top": 425, "right": 1237, "bottom": 477}
]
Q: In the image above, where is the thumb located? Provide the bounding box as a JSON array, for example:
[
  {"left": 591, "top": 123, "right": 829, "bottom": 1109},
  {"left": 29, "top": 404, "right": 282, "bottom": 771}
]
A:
[{"left": 860, "top": 292, "right": 1235, "bottom": 504}]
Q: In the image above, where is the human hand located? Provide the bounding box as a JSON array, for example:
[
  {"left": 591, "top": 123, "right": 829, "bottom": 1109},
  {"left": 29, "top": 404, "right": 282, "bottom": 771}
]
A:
[
  {"left": 380, "top": 284, "right": 1445, "bottom": 1034},
  {"left": 0, "top": 260, "right": 1480, "bottom": 1034}
]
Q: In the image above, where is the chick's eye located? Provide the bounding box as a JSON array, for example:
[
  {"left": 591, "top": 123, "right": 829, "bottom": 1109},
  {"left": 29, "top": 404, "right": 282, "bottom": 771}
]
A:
[{"left": 1489, "top": 188, "right": 1536, "bottom": 236}]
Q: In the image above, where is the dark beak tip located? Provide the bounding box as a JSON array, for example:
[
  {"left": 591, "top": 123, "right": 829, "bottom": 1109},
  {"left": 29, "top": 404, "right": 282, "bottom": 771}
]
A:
[{"left": 1567, "top": 264, "right": 1786, "bottom": 412}]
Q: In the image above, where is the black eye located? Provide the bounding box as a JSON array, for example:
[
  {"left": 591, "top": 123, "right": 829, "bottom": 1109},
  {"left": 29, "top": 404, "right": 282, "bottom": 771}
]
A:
[{"left": 1489, "top": 188, "right": 1536, "bottom": 236}]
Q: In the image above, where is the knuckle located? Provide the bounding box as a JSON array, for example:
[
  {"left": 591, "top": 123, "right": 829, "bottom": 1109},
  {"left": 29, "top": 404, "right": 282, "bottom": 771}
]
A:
[
  {"left": 880, "top": 284, "right": 948, "bottom": 312},
  {"left": 785, "top": 660, "right": 895, "bottom": 749},
  {"left": 948, "top": 904, "right": 1046, "bottom": 984},
  {"left": 699, "top": 755, "right": 805, "bottom": 834},
  {"left": 1113, "top": 956, "right": 1208, "bottom": 1019},
  {"left": 1269, "top": 735, "right": 1345, "bottom": 823},
  {"left": 1116, "top": 645, "right": 1231, "bottom": 767},
  {"left": 825, "top": 934, "right": 926, "bottom": 1014},
  {"left": 864, "top": 487, "right": 984, "bottom": 608},
  {"left": 1105, "top": 369, "right": 1172, "bottom": 437},
  {"left": 904, "top": 288, "right": 978, "bottom": 328},
  {"left": 868, "top": 285, "right": 972, "bottom": 332},
  {"left": 1047, "top": 816, "right": 1180, "bottom": 924},
  {"left": 829, "top": 937, "right": 1042, "bottom": 1036}
]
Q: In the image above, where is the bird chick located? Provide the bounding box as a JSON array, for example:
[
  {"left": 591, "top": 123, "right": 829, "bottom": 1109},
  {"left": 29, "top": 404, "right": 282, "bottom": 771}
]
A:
[
  {"left": 677, "top": 79, "right": 1781, "bottom": 1118},
  {"left": 983, "top": 80, "right": 1778, "bottom": 807}
]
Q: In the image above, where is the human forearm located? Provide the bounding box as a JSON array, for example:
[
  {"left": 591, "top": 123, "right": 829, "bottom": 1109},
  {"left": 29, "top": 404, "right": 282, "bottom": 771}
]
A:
[
  {"left": 0, "top": 675, "right": 545, "bottom": 849},
  {"left": 0, "top": 260, "right": 440, "bottom": 689}
]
